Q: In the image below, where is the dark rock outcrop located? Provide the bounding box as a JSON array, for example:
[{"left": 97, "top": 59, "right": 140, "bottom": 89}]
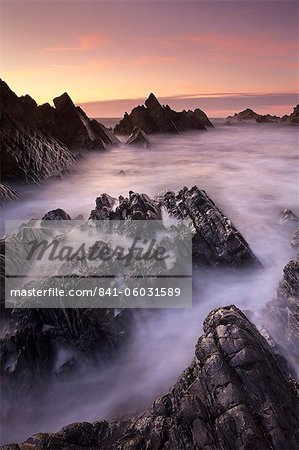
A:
[
  {"left": 0, "top": 79, "right": 120, "bottom": 184},
  {"left": 41, "top": 208, "right": 72, "bottom": 221},
  {"left": 10, "top": 305, "right": 299, "bottom": 450},
  {"left": 226, "top": 108, "right": 259, "bottom": 123},
  {"left": 114, "top": 93, "right": 213, "bottom": 135},
  {"left": 226, "top": 105, "right": 299, "bottom": 125},
  {"left": 0, "top": 80, "right": 76, "bottom": 183},
  {"left": 53, "top": 94, "right": 120, "bottom": 150},
  {"left": 161, "top": 186, "right": 260, "bottom": 267},
  {"left": 0, "top": 184, "right": 19, "bottom": 206},
  {"left": 267, "top": 257, "right": 299, "bottom": 366},
  {"left": 281, "top": 105, "right": 299, "bottom": 124},
  {"left": 90, "top": 187, "right": 259, "bottom": 267},
  {"left": 126, "top": 127, "right": 151, "bottom": 148}
]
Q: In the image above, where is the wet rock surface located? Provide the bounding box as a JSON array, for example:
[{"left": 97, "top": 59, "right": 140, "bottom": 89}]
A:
[
  {"left": 267, "top": 257, "right": 299, "bottom": 366},
  {"left": 114, "top": 93, "right": 213, "bottom": 135},
  {"left": 90, "top": 186, "right": 259, "bottom": 267},
  {"left": 0, "top": 184, "right": 19, "bottom": 206},
  {"left": 161, "top": 186, "right": 260, "bottom": 267},
  {"left": 7, "top": 305, "right": 299, "bottom": 450},
  {"left": 126, "top": 127, "right": 151, "bottom": 148}
]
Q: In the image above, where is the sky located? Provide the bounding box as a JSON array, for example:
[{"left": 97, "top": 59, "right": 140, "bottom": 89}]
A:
[{"left": 0, "top": 0, "right": 298, "bottom": 117}]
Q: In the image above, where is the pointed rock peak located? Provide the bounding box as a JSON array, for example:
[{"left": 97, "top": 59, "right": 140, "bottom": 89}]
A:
[
  {"left": 53, "top": 92, "right": 75, "bottom": 112},
  {"left": 148, "top": 92, "right": 158, "bottom": 101},
  {"left": 145, "top": 92, "right": 161, "bottom": 107}
]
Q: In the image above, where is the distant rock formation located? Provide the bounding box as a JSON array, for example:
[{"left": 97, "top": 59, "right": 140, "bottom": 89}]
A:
[
  {"left": 226, "top": 105, "right": 299, "bottom": 125},
  {"left": 114, "top": 93, "right": 213, "bottom": 134},
  {"left": 9, "top": 305, "right": 299, "bottom": 450},
  {"left": 0, "top": 80, "right": 120, "bottom": 185},
  {"left": 281, "top": 105, "right": 299, "bottom": 124},
  {"left": 0, "top": 184, "right": 19, "bottom": 206},
  {"left": 126, "top": 127, "right": 151, "bottom": 148}
]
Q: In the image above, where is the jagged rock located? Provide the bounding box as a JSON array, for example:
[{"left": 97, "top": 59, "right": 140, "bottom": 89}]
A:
[
  {"left": 41, "top": 209, "right": 72, "bottom": 221},
  {"left": 90, "top": 187, "right": 259, "bottom": 267},
  {"left": 161, "top": 186, "right": 260, "bottom": 267},
  {"left": 278, "top": 209, "right": 299, "bottom": 224},
  {"left": 281, "top": 105, "right": 299, "bottom": 124},
  {"left": 114, "top": 93, "right": 213, "bottom": 135},
  {"left": 53, "top": 94, "right": 120, "bottom": 150},
  {"left": 267, "top": 258, "right": 299, "bottom": 366},
  {"left": 0, "top": 80, "right": 76, "bottom": 183},
  {"left": 0, "top": 79, "right": 120, "bottom": 183},
  {"left": 291, "top": 228, "right": 299, "bottom": 248},
  {"left": 226, "top": 108, "right": 259, "bottom": 123},
  {"left": 90, "top": 191, "right": 161, "bottom": 221},
  {"left": 0, "top": 183, "right": 19, "bottom": 206},
  {"left": 126, "top": 127, "right": 151, "bottom": 148},
  {"left": 12, "top": 305, "right": 299, "bottom": 450},
  {"left": 226, "top": 105, "right": 299, "bottom": 125},
  {"left": 256, "top": 114, "right": 281, "bottom": 123}
]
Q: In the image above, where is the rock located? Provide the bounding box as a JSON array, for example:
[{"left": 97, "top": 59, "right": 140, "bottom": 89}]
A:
[
  {"left": 281, "top": 105, "right": 299, "bottom": 124},
  {"left": 126, "top": 127, "right": 151, "bottom": 148},
  {"left": 114, "top": 93, "right": 213, "bottom": 135},
  {"left": 0, "top": 183, "right": 19, "bottom": 206},
  {"left": 0, "top": 80, "right": 76, "bottom": 183},
  {"left": 226, "top": 108, "right": 259, "bottom": 123},
  {"left": 256, "top": 114, "right": 281, "bottom": 123},
  {"left": 53, "top": 94, "right": 120, "bottom": 150},
  {"left": 41, "top": 209, "right": 72, "bottom": 221},
  {"left": 14, "top": 305, "right": 299, "bottom": 449},
  {"left": 0, "top": 445, "right": 20, "bottom": 450},
  {"left": 91, "top": 186, "right": 260, "bottom": 267},
  {"left": 90, "top": 191, "right": 162, "bottom": 221},
  {"left": 226, "top": 105, "right": 299, "bottom": 125},
  {"left": 266, "top": 257, "right": 299, "bottom": 366},
  {"left": 278, "top": 209, "right": 299, "bottom": 224},
  {"left": 161, "top": 186, "right": 260, "bottom": 267},
  {"left": 0, "top": 79, "right": 120, "bottom": 183},
  {"left": 291, "top": 228, "right": 299, "bottom": 248}
]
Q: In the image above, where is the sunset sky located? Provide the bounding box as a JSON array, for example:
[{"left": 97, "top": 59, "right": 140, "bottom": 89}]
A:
[{"left": 1, "top": 0, "right": 298, "bottom": 117}]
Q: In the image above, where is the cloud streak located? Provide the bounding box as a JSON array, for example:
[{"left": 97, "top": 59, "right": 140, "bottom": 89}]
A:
[{"left": 46, "top": 33, "right": 108, "bottom": 52}]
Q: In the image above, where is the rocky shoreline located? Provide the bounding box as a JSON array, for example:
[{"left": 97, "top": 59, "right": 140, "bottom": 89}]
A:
[{"left": 1, "top": 186, "right": 299, "bottom": 449}]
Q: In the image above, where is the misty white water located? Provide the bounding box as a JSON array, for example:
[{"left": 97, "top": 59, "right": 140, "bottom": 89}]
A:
[{"left": 1, "top": 121, "right": 298, "bottom": 444}]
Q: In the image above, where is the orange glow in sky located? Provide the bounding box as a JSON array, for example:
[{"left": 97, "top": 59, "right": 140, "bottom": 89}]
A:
[{"left": 0, "top": 1, "right": 298, "bottom": 117}]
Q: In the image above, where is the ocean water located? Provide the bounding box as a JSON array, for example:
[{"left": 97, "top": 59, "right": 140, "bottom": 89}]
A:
[{"left": 1, "top": 120, "right": 298, "bottom": 444}]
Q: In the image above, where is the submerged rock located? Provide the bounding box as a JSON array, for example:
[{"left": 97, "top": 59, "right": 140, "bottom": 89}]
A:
[
  {"left": 126, "top": 127, "right": 151, "bottom": 148},
  {"left": 114, "top": 93, "right": 213, "bottom": 135},
  {"left": 12, "top": 305, "right": 299, "bottom": 449},
  {"left": 291, "top": 228, "right": 299, "bottom": 248},
  {"left": 278, "top": 209, "right": 299, "bottom": 224}
]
